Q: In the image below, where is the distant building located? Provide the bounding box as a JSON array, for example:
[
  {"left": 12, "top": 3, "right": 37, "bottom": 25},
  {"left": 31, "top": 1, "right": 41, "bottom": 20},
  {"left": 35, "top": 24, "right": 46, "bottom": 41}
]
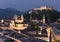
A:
[
  {"left": 52, "top": 26, "right": 60, "bottom": 41},
  {"left": 13, "top": 14, "right": 17, "bottom": 21},
  {"left": 0, "top": 14, "right": 28, "bottom": 30},
  {"left": 10, "top": 14, "right": 28, "bottom": 30},
  {"left": 15, "top": 15, "right": 24, "bottom": 23},
  {"left": 33, "top": 6, "right": 53, "bottom": 24},
  {"left": 34, "top": 6, "right": 53, "bottom": 10},
  {"left": 9, "top": 20, "right": 15, "bottom": 27},
  {"left": 0, "top": 19, "right": 4, "bottom": 23},
  {"left": 57, "top": 18, "right": 60, "bottom": 24}
]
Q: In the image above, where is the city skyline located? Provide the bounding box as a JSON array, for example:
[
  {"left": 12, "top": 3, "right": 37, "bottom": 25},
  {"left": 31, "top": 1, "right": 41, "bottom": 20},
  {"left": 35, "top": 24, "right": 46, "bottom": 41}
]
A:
[{"left": 0, "top": 0, "right": 60, "bottom": 11}]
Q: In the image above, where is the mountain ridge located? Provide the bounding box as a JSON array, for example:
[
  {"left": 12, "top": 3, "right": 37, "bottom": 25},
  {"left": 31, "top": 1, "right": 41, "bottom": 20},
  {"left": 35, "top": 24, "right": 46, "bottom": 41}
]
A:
[{"left": 0, "top": 8, "right": 23, "bottom": 19}]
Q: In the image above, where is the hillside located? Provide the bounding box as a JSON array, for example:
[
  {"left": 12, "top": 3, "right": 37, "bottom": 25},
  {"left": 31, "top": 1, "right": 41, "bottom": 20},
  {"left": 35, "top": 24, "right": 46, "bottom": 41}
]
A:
[{"left": 0, "top": 8, "right": 23, "bottom": 19}]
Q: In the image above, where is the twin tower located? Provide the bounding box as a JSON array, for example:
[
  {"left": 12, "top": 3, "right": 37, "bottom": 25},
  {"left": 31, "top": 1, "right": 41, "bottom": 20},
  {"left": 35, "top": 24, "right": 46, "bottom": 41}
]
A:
[{"left": 13, "top": 14, "right": 24, "bottom": 23}]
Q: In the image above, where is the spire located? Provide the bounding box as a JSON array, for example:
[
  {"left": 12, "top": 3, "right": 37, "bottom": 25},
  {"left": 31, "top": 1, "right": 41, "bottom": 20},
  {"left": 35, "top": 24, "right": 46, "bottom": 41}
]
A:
[
  {"left": 21, "top": 15, "right": 24, "bottom": 20},
  {"left": 43, "top": 14, "right": 45, "bottom": 24},
  {"left": 13, "top": 14, "right": 17, "bottom": 20}
]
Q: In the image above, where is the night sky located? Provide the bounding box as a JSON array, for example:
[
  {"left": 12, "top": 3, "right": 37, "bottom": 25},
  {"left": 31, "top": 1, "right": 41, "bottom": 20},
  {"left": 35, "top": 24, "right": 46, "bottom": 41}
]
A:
[{"left": 0, "top": 0, "right": 60, "bottom": 11}]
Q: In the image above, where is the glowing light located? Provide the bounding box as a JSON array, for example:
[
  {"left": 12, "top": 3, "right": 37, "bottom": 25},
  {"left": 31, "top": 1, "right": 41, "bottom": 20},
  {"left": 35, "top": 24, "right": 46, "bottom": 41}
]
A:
[{"left": 38, "top": 32, "right": 41, "bottom": 35}]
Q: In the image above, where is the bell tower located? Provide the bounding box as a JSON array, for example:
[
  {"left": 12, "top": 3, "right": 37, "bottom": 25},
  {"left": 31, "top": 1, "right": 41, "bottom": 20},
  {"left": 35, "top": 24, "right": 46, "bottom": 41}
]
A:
[{"left": 42, "top": 14, "right": 45, "bottom": 24}]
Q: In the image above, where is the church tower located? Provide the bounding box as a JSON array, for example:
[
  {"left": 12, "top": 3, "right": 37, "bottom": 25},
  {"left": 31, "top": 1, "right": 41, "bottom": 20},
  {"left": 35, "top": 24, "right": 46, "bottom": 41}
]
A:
[
  {"left": 20, "top": 15, "right": 24, "bottom": 23},
  {"left": 42, "top": 14, "right": 45, "bottom": 24},
  {"left": 13, "top": 14, "right": 17, "bottom": 21},
  {"left": 21, "top": 15, "right": 24, "bottom": 21},
  {"left": 14, "top": 15, "right": 24, "bottom": 23}
]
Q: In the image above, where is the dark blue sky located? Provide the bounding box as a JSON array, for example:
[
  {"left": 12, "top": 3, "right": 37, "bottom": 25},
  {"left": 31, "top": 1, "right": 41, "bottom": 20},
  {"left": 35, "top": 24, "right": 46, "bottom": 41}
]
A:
[{"left": 0, "top": 0, "right": 60, "bottom": 11}]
